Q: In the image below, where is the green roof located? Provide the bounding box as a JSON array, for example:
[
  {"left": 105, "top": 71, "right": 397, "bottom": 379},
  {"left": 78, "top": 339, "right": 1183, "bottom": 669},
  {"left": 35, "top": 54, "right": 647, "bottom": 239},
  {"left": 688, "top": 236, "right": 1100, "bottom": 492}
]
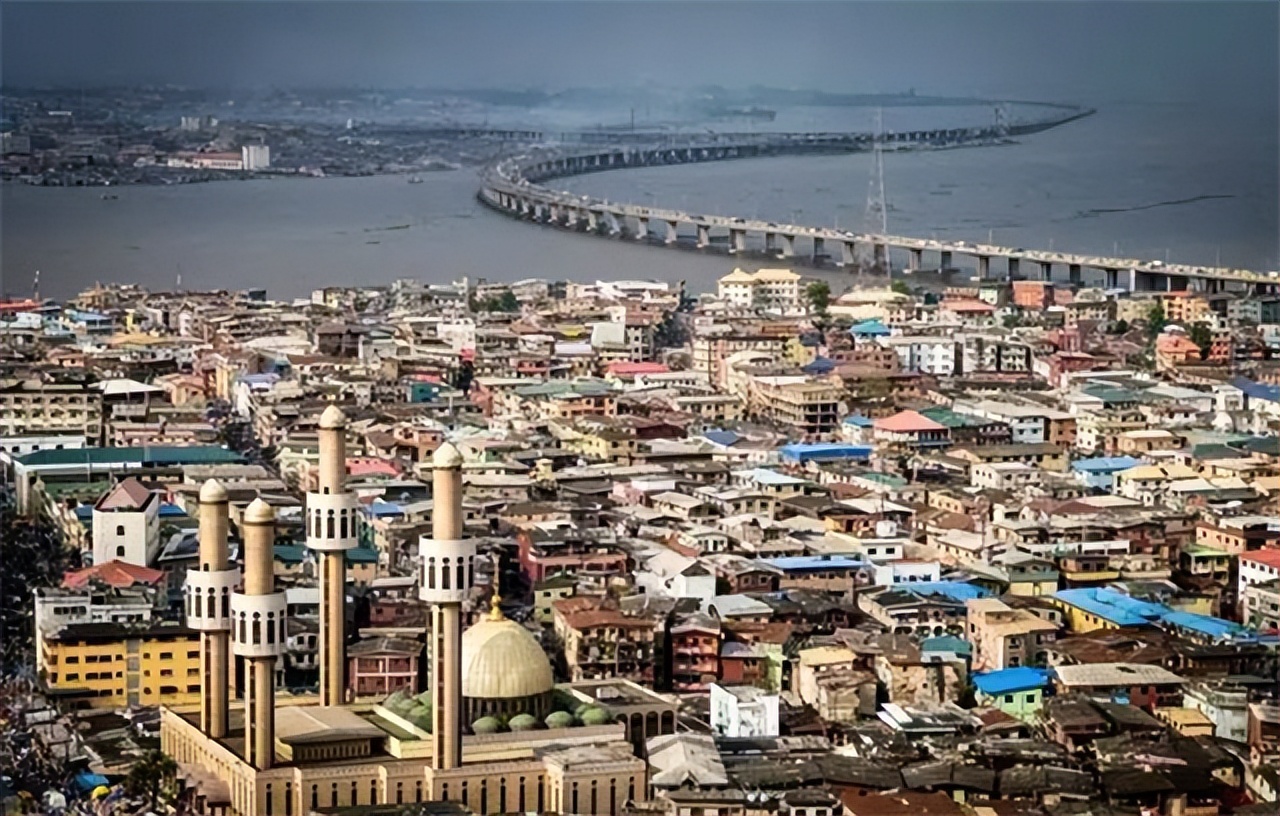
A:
[
  {"left": 17, "top": 445, "right": 242, "bottom": 467},
  {"left": 273, "top": 543, "right": 378, "bottom": 566},
  {"left": 920, "top": 407, "right": 988, "bottom": 428}
]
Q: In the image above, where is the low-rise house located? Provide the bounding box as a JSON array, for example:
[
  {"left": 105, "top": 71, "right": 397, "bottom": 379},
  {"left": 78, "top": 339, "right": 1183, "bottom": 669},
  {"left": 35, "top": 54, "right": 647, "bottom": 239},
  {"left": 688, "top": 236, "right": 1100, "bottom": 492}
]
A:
[
  {"left": 1052, "top": 662, "right": 1187, "bottom": 711},
  {"left": 972, "top": 667, "right": 1051, "bottom": 721}
]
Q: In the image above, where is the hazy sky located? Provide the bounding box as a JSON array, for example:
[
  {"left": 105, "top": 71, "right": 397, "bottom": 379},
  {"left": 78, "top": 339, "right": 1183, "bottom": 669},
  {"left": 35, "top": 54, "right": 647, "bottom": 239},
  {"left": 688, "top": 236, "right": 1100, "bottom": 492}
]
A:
[{"left": 2, "top": 1, "right": 1276, "bottom": 108}]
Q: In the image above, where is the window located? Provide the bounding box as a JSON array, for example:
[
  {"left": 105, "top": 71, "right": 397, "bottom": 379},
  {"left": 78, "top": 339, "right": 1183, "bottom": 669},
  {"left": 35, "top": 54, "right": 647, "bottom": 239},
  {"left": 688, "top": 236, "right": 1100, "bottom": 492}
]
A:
[
  {"left": 116, "top": 525, "right": 125, "bottom": 537},
  {"left": 116, "top": 545, "right": 126, "bottom": 557},
  {"left": 1004, "top": 695, "right": 1014, "bottom": 703}
]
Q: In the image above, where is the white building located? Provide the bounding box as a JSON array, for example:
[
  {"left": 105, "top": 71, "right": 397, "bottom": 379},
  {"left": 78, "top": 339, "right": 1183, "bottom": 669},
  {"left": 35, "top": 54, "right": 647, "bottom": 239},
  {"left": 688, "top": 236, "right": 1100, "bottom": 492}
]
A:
[
  {"left": 871, "top": 559, "right": 941, "bottom": 586},
  {"left": 716, "top": 268, "right": 802, "bottom": 313},
  {"left": 877, "top": 336, "right": 960, "bottom": 376},
  {"left": 710, "top": 683, "right": 780, "bottom": 738},
  {"left": 1238, "top": 549, "right": 1280, "bottom": 600},
  {"left": 91, "top": 477, "right": 160, "bottom": 567},
  {"left": 241, "top": 144, "right": 271, "bottom": 170}
]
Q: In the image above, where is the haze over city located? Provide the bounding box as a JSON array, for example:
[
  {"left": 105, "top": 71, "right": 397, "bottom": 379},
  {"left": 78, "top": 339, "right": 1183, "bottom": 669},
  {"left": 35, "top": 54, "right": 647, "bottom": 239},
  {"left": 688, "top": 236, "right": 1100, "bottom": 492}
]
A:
[{"left": 2, "top": 4, "right": 1280, "bottom": 816}]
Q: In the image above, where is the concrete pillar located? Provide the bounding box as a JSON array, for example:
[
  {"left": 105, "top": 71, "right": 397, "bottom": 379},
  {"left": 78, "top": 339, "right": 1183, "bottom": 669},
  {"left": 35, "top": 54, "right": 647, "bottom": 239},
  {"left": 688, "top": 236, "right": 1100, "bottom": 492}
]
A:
[
  {"left": 780, "top": 234, "right": 796, "bottom": 257},
  {"left": 1068, "top": 263, "right": 1083, "bottom": 286},
  {"left": 565, "top": 208, "right": 579, "bottom": 228},
  {"left": 940, "top": 250, "right": 953, "bottom": 269},
  {"left": 1007, "top": 257, "right": 1020, "bottom": 278},
  {"left": 665, "top": 221, "right": 679, "bottom": 245},
  {"left": 765, "top": 233, "right": 777, "bottom": 254},
  {"left": 908, "top": 248, "right": 923, "bottom": 271},
  {"left": 1039, "top": 262, "right": 1053, "bottom": 282},
  {"left": 977, "top": 255, "right": 991, "bottom": 279},
  {"left": 586, "top": 211, "right": 599, "bottom": 231},
  {"left": 635, "top": 218, "right": 648, "bottom": 241},
  {"left": 812, "top": 237, "right": 825, "bottom": 258},
  {"left": 731, "top": 229, "right": 747, "bottom": 254},
  {"left": 696, "top": 225, "right": 710, "bottom": 249},
  {"left": 197, "top": 480, "right": 230, "bottom": 739},
  {"left": 1104, "top": 268, "right": 1119, "bottom": 289},
  {"left": 874, "top": 243, "right": 888, "bottom": 269},
  {"left": 840, "top": 241, "right": 856, "bottom": 266}
]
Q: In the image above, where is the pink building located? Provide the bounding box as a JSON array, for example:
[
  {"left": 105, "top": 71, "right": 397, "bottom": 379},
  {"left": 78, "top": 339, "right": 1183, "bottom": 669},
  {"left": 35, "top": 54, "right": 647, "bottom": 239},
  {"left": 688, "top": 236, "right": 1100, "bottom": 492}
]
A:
[{"left": 347, "top": 636, "right": 421, "bottom": 698}]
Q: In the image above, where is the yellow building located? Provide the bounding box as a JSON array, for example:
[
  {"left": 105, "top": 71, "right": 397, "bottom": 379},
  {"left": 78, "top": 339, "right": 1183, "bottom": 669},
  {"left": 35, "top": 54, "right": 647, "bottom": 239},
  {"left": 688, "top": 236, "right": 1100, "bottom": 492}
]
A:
[{"left": 41, "top": 622, "right": 202, "bottom": 709}]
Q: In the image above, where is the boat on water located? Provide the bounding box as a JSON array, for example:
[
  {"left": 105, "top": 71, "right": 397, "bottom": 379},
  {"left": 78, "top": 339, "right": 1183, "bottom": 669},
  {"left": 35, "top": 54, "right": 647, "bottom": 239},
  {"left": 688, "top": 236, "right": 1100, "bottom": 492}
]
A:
[
  {"left": 100, "top": 193, "right": 119, "bottom": 200},
  {"left": 407, "top": 175, "right": 424, "bottom": 184}
]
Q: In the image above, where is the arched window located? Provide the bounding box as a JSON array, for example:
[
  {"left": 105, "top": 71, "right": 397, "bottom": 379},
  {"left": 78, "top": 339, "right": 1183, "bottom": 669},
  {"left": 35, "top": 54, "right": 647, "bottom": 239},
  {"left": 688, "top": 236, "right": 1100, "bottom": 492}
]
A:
[
  {"left": 628, "top": 777, "right": 635, "bottom": 803},
  {"left": 610, "top": 778, "right": 617, "bottom": 816},
  {"left": 456, "top": 563, "right": 464, "bottom": 588},
  {"left": 480, "top": 779, "right": 488, "bottom": 814},
  {"left": 442, "top": 558, "right": 451, "bottom": 590},
  {"left": 591, "top": 779, "right": 598, "bottom": 814},
  {"left": 252, "top": 613, "right": 261, "bottom": 645},
  {"left": 571, "top": 781, "right": 579, "bottom": 814},
  {"left": 439, "top": 783, "right": 446, "bottom": 802},
  {"left": 500, "top": 778, "right": 507, "bottom": 813},
  {"left": 519, "top": 778, "right": 526, "bottom": 812},
  {"left": 396, "top": 782, "right": 403, "bottom": 805},
  {"left": 238, "top": 614, "right": 246, "bottom": 644},
  {"left": 267, "top": 613, "right": 275, "bottom": 644},
  {"left": 461, "top": 782, "right": 468, "bottom": 808},
  {"left": 116, "top": 525, "right": 125, "bottom": 537},
  {"left": 416, "top": 781, "right": 423, "bottom": 802},
  {"left": 221, "top": 588, "right": 230, "bottom": 619},
  {"left": 538, "top": 778, "right": 545, "bottom": 811},
  {"left": 207, "top": 591, "right": 215, "bottom": 619},
  {"left": 326, "top": 510, "right": 335, "bottom": 538},
  {"left": 370, "top": 780, "right": 377, "bottom": 804},
  {"left": 266, "top": 783, "right": 273, "bottom": 816},
  {"left": 279, "top": 618, "right": 286, "bottom": 643},
  {"left": 428, "top": 558, "right": 436, "bottom": 589},
  {"left": 340, "top": 512, "right": 348, "bottom": 539},
  {"left": 351, "top": 781, "right": 357, "bottom": 805},
  {"left": 330, "top": 783, "right": 338, "bottom": 807},
  {"left": 310, "top": 786, "right": 318, "bottom": 810},
  {"left": 116, "top": 545, "right": 126, "bottom": 557},
  {"left": 285, "top": 783, "right": 293, "bottom": 816}
]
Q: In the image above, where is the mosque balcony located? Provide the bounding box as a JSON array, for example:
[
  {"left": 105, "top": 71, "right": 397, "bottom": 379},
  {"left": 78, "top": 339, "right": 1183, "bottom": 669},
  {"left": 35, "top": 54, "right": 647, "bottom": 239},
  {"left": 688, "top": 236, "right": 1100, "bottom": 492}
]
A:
[
  {"left": 305, "top": 491, "right": 360, "bottom": 552},
  {"left": 419, "top": 536, "right": 478, "bottom": 604},
  {"left": 230, "top": 592, "right": 288, "bottom": 658},
  {"left": 183, "top": 567, "right": 240, "bottom": 631}
]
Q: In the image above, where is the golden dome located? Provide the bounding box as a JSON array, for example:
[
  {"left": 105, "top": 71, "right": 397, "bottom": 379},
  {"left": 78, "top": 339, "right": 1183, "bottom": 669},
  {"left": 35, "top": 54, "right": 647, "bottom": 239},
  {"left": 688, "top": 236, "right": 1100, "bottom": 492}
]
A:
[{"left": 461, "top": 601, "right": 554, "bottom": 701}]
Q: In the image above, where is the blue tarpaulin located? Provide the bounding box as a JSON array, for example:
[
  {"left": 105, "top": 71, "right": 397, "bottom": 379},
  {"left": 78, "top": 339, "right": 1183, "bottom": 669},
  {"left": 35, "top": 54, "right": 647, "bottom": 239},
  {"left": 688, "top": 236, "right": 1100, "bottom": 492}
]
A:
[{"left": 73, "top": 772, "right": 109, "bottom": 792}]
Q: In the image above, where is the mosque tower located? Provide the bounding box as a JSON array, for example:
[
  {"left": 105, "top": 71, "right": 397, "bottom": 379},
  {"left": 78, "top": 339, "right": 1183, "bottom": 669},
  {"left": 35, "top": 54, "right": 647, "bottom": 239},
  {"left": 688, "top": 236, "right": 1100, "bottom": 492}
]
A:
[
  {"left": 232, "top": 499, "right": 286, "bottom": 769},
  {"left": 420, "top": 442, "right": 474, "bottom": 770},
  {"left": 184, "top": 479, "right": 240, "bottom": 738},
  {"left": 309, "top": 405, "right": 358, "bottom": 706}
]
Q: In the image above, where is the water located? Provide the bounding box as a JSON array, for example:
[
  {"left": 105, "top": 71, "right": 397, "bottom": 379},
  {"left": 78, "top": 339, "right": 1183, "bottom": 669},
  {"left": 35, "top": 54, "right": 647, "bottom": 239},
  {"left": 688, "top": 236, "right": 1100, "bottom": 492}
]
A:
[{"left": 3, "top": 101, "right": 1275, "bottom": 301}]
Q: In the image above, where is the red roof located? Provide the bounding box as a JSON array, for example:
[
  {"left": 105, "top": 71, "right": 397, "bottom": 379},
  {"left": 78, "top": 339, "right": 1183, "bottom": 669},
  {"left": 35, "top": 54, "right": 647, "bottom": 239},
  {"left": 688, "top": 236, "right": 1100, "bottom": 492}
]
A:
[
  {"left": 63, "top": 560, "right": 165, "bottom": 589},
  {"left": 1241, "top": 549, "right": 1280, "bottom": 569},
  {"left": 942, "top": 299, "right": 995, "bottom": 313},
  {"left": 606, "top": 361, "right": 669, "bottom": 376},
  {"left": 874, "top": 409, "right": 948, "bottom": 433},
  {"left": 94, "top": 477, "right": 155, "bottom": 511}
]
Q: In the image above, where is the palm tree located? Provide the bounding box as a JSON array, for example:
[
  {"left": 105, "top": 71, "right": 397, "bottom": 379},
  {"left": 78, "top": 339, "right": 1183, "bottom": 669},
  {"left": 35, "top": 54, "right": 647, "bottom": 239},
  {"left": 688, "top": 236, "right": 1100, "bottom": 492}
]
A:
[{"left": 125, "top": 749, "right": 180, "bottom": 810}]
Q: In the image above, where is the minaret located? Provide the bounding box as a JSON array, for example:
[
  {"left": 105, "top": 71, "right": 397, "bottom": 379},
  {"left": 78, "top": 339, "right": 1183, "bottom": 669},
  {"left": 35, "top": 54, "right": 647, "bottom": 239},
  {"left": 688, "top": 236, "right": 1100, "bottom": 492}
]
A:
[
  {"left": 232, "top": 499, "right": 286, "bottom": 769},
  {"left": 420, "top": 442, "right": 474, "bottom": 770},
  {"left": 309, "top": 405, "right": 358, "bottom": 707},
  {"left": 185, "top": 479, "right": 240, "bottom": 738}
]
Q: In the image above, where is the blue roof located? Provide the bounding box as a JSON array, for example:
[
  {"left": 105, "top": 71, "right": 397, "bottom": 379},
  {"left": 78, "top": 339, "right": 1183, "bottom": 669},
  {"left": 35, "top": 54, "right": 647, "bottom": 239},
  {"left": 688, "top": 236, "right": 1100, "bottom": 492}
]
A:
[
  {"left": 17, "top": 445, "right": 243, "bottom": 467},
  {"left": 1161, "top": 611, "right": 1256, "bottom": 643},
  {"left": 764, "top": 555, "right": 867, "bottom": 573},
  {"left": 75, "top": 505, "right": 93, "bottom": 521},
  {"left": 780, "top": 443, "right": 873, "bottom": 464},
  {"left": 909, "top": 581, "right": 992, "bottom": 603},
  {"left": 73, "top": 771, "right": 110, "bottom": 791},
  {"left": 702, "top": 430, "right": 742, "bottom": 448},
  {"left": 366, "top": 501, "right": 404, "bottom": 518},
  {"left": 842, "top": 415, "right": 874, "bottom": 427},
  {"left": 1231, "top": 377, "right": 1280, "bottom": 403},
  {"left": 159, "top": 503, "right": 188, "bottom": 518},
  {"left": 1072, "top": 456, "right": 1141, "bottom": 473},
  {"left": 802, "top": 357, "right": 836, "bottom": 375},
  {"left": 1054, "top": 587, "right": 1169, "bottom": 626},
  {"left": 973, "top": 667, "right": 1051, "bottom": 696},
  {"left": 850, "top": 319, "right": 891, "bottom": 337}
]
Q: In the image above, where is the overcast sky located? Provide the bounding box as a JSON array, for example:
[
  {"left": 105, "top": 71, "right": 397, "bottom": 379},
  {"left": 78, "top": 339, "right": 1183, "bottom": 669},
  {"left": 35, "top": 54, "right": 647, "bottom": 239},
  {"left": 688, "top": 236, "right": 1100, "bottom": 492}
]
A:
[{"left": 2, "top": 1, "right": 1276, "bottom": 108}]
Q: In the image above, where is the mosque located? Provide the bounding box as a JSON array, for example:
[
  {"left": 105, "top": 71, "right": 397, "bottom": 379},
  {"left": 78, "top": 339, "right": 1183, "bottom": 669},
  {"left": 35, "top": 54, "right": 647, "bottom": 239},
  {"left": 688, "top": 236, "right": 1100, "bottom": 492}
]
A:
[{"left": 161, "top": 406, "right": 673, "bottom": 816}]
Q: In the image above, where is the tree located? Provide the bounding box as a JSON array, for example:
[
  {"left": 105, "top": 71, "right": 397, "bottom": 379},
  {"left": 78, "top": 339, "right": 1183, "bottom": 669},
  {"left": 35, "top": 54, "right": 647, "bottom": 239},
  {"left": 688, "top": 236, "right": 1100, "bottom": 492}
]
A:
[
  {"left": 497, "top": 291, "right": 519, "bottom": 312},
  {"left": 1189, "top": 322, "right": 1213, "bottom": 360},
  {"left": 124, "top": 750, "right": 179, "bottom": 810},
  {"left": 890, "top": 279, "right": 913, "bottom": 296},
  {"left": 1145, "top": 302, "right": 1167, "bottom": 339},
  {"left": 1111, "top": 318, "right": 1130, "bottom": 335},
  {"left": 805, "top": 281, "right": 831, "bottom": 315}
]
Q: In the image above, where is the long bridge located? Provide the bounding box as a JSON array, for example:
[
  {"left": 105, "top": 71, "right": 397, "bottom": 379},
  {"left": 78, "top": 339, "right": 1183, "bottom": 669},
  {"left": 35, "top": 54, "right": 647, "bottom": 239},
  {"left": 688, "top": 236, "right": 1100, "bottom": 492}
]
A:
[{"left": 474, "top": 113, "right": 1279, "bottom": 294}]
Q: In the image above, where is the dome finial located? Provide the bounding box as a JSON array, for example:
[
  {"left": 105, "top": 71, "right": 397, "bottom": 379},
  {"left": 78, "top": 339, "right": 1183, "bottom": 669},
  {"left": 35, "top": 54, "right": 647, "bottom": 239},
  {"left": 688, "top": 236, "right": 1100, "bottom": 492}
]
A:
[{"left": 488, "top": 593, "right": 505, "bottom": 621}]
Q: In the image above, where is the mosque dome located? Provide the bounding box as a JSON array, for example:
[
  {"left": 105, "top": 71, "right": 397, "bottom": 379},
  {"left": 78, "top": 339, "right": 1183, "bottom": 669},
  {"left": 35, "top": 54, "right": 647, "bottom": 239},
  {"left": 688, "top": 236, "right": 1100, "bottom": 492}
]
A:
[{"left": 460, "top": 596, "right": 555, "bottom": 720}]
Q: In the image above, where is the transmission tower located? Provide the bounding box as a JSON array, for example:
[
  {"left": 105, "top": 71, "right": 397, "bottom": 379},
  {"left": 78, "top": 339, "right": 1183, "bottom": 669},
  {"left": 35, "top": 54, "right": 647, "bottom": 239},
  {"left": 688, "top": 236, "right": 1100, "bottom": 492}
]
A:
[{"left": 860, "top": 109, "right": 890, "bottom": 276}]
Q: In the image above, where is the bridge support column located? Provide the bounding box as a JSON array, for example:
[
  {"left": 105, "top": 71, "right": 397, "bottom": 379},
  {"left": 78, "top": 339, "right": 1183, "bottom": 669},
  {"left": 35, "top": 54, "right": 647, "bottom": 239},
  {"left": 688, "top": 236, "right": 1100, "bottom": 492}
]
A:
[
  {"left": 874, "top": 243, "right": 888, "bottom": 270},
  {"left": 586, "top": 211, "right": 599, "bottom": 232},
  {"left": 731, "top": 229, "right": 747, "bottom": 254},
  {"left": 765, "top": 233, "right": 777, "bottom": 254},
  {"left": 665, "top": 221, "right": 679, "bottom": 245},
  {"left": 565, "top": 208, "right": 579, "bottom": 228},
  {"left": 840, "top": 242, "right": 856, "bottom": 267},
  {"left": 696, "top": 225, "right": 711, "bottom": 249},
  {"left": 780, "top": 235, "right": 796, "bottom": 258},
  {"left": 635, "top": 218, "right": 648, "bottom": 241},
  {"left": 1039, "top": 262, "right": 1052, "bottom": 282},
  {"left": 908, "top": 249, "right": 923, "bottom": 271},
  {"left": 976, "top": 255, "right": 991, "bottom": 279},
  {"left": 606, "top": 212, "right": 621, "bottom": 235},
  {"left": 812, "top": 237, "right": 825, "bottom": 259},
  {"left": 940, "top": 250, "right": 953, "bottom": 270},
  {"left": 1068, "top": 263, "right": 1082, "bottom": 286},
  {"left": 1007, "top": 257, "right": 1020, "bottom": 279},
  {"left": 1103, "top": 268, "right": 1118, "bottom": 289},
  {"left": 549, "top": 205, "right": 561, "bottom": 224}
]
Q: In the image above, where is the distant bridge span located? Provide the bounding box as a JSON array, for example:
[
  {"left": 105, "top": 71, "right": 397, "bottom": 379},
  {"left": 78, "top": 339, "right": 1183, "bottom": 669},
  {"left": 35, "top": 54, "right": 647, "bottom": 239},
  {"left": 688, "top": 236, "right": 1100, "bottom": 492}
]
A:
[{"left": 474, "top": 111, "right": 1278, "bottom": 294}]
